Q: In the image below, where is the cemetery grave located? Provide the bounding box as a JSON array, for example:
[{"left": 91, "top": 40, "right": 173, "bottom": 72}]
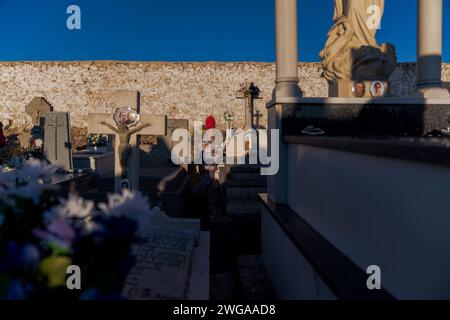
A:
[{"left": 2, "top": 0, "right": 450, "bottom": 303}]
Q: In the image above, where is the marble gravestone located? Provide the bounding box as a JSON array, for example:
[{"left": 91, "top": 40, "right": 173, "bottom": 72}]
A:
[
  {"left": 122, "top": 213, "right": 203, "bottom": 300},
  {"left": 42, "top": 112, "right": 73, "bottom": 171}
]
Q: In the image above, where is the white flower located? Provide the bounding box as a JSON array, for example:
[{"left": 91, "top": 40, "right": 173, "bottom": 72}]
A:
[
  {"left": 4, "top": 181, "right": 57, "bottom": 205},
  {"left": 0, "top": 160, "right": 58, "bottom": 206},
  {"left": 99, "top": 190, "right": 154, "bottom": 232},
  {"left": 44, "top": 194, "right": 95, "bottom": 223}
]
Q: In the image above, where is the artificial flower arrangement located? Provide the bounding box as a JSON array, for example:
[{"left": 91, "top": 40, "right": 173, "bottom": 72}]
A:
[
  {"left": 87, "top": 134, "right": 109, "bottom": 148},
  {"left": 0, "top": 159, "right": 152, "bottom": 300},
  {"left": 223, "top": 110, "right": 235, "bottom": 124}
]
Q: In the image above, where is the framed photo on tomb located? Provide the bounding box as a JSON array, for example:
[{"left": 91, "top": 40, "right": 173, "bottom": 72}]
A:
[
  {"left": 370, "top": 81, "right": 386, "bottom": 98},
  {"left": 352, "top": 81, "right": 366, "bottom": 98},
  {"left": 114, "top": 106, "right": 140, "bottom": 127}
]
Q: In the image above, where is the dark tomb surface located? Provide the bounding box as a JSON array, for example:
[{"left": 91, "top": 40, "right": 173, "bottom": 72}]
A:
[
  {"left": 236, "top": 256, "right": 276, "bottom": 300},
  {"left": 285, "top": 101, "right": 450, "bottom": 137}
]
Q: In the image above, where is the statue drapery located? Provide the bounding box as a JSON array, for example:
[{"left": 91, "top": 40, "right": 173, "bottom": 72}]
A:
[{"left": 320, "top": 0, "right": 396, "bottom": 81}]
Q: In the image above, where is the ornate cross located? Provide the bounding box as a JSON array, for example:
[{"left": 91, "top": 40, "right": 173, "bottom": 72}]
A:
[
  {"left": 87, "top": 90, "right": 167, "bottom": 193},
  {"left": 236, "top": 82, "right": 262, "bottom": 130}
]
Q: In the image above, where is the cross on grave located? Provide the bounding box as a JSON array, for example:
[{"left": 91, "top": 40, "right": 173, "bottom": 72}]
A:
[
  {"left": 236, "top": 82, "right": 262, "bottom": 130},
  {"left": 42, "top": 112, "right": 73, "bottom": 171},
  {"left": 87, "top": 91, "right": 166, "bottom": 192},
  {"left": 254, "top": 110, "right": 263, "bottom": 129},
  {"left": 47, "top": 116, "right": 64, "bottom": 161}
]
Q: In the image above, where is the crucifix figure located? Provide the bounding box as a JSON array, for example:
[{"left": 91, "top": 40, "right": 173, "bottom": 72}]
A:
[
  {"left": 87, "top": 91, "right": 166, "bottom": 192},
  {"left": 100, "top": 120, "right": 151, "bottom": 179},
  {"left": 236, "top": 82, "right": 262, "bottom": 130}
]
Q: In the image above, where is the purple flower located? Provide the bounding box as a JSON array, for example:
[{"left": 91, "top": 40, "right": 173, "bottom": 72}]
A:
[
  {"left": 48, "top": 218, "right": 76, "bottom": 241},
  {"left": 33, "top": 218, "right": 76, "bottom": 249}
]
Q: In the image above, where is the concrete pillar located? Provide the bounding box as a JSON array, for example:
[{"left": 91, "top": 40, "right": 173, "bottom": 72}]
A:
[
  {"left": 267, "top": 0, "right": 301, "bottom": 204},
  {"left": 415, "top": 0, "right": 449, "bottom": 98},
  {"left": 273, "top": 0, "right": 302, "bottom": 100}
]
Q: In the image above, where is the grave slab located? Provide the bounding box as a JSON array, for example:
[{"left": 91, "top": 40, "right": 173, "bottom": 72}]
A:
[
  {"left": 42, "top": 112, "right": 73, "bottom": 171},
  {"left": 122, "top": 215, "right": 205, "bottom": 300}
]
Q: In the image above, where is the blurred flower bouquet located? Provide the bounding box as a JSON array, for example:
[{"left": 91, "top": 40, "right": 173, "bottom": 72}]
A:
[{"left": 0, "top": 159, "right": 150, "bottom": 300}]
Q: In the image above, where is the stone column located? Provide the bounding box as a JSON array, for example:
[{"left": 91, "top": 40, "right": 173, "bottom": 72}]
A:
[
  {"left": 273, "top": 0, "right": 302, "bottom": 100},
  {"left": 415, "top": 0, "right": 449, "bottom": 98}
]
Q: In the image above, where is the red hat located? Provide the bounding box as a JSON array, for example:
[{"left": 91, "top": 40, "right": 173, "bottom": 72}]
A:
[{"left": 205, "top": 115, "right": 216, "bottom": 130}]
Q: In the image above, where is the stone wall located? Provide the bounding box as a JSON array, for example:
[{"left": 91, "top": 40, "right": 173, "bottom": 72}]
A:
[{"left": 0, "top": 61, "right": 449, "bottom": 135}]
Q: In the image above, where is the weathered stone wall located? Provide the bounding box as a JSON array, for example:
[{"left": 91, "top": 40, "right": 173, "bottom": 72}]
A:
[{"left": 0, "top": 61, "right": 449, "bottom": 134}]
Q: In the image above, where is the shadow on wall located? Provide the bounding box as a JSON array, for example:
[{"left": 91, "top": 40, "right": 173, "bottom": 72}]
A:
[{"left": 350, "top": 46, "right": 397, "bottom": 81}]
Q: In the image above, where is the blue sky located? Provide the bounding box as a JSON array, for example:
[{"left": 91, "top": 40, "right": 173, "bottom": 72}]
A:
[{"left": 0, "top": 0, "right": 449, "bottom": 62}]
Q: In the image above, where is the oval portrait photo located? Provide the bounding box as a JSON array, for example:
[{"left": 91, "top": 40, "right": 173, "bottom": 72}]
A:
[
  {"left": 114, "top": 106, "right": 141, "bottom": 127},
  {"left": 352, "top": 81, "right": 366, "bottom": 98},
  {"left": 370, "top": 81, "right": 386, "bottom": 97}
]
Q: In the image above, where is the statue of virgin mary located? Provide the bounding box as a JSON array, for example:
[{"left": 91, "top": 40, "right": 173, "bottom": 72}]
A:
[{"left": 320, "top": 0, "right": 397, "bottom": 81}]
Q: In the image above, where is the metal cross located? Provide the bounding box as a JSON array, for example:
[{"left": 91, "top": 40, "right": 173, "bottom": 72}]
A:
[{"left": 236, "top": 82, "right": 262, "bottom": 130}]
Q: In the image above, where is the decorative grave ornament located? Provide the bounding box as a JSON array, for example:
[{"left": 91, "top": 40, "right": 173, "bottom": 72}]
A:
[
  {"left": 224, "top": 110, "right": 235, "bottom": 129},
  {"left": 87, "top": 133, "right": 109, "bottom": 151},
  {"left": 100, "top": 107, "right": 151, "bottom": 181},
  {"left": 224, "top": 110, "right": 236, "bottom": 140},
  {"left": 87, "top": 90, "right": 167, "bottom": 192}
]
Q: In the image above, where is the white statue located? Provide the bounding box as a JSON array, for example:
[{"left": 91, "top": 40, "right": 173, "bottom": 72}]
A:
[{"left": 320, "top": 0, "right": 397, "bottom": 81}]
